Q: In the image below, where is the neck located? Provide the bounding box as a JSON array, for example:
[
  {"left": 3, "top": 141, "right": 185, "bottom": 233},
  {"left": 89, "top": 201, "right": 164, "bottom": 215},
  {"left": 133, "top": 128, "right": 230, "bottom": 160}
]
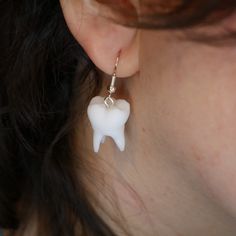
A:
[{"left": 74, "top": 75, "right": 236, "bottom": 236}]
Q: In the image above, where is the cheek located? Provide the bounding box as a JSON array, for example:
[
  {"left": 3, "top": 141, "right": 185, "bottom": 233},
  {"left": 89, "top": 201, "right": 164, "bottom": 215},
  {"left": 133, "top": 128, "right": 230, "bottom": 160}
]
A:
[{"left": 144, "top": 34, "right": 236, "bottom": 217}]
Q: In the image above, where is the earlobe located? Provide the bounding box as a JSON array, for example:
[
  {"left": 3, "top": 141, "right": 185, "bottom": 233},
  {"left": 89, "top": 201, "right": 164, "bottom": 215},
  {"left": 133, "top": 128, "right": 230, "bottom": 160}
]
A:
[{"left": 60, "top": 0, "right": 139, "bottom": 77}]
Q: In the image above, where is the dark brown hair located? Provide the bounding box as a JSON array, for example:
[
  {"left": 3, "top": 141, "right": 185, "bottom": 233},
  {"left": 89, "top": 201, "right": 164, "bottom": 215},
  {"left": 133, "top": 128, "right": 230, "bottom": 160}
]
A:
[
  {"left": 97, "top": 0, "right": 236, "bottom": 27},
  {"left": 1, "top": 0, "right": 236, "bottom": 235},
  {"left": 97, "top": 0, "right": 236, "bottom": 45}
]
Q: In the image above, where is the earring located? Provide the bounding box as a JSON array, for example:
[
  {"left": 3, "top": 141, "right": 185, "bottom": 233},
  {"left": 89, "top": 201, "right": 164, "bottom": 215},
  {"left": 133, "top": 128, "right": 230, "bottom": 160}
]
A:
[{"left": 87, "top": 53, "right": 130, "bottom": 153}]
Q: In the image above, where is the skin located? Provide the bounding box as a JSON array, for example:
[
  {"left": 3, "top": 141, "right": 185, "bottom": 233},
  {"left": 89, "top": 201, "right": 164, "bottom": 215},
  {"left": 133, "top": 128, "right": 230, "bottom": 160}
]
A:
[{"left": 61, "top": 1, "right": 236, "bottom": 235}]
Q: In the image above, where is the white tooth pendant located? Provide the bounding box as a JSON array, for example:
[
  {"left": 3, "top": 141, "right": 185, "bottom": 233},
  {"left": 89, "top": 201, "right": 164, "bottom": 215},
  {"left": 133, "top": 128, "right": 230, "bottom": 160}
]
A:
[
  {"left": 87, "top": 96, "right": 130, "bottom": 152},
  {"left": 87, "top": 53, "right": 130, "bottom": 153}
]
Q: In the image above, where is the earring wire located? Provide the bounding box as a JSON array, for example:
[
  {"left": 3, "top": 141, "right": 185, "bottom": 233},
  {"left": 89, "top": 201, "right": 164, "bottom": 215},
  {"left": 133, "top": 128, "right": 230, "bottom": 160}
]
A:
[{"left": 104, "top": 52, "right": 121, "bottom": 108}]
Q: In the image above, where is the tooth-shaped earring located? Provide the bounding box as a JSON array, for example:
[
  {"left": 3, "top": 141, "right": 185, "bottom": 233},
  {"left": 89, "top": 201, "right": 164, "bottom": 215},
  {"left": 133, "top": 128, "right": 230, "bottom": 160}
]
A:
[{"left": 87, "top": 53, "right": 130, "bottom": 153}]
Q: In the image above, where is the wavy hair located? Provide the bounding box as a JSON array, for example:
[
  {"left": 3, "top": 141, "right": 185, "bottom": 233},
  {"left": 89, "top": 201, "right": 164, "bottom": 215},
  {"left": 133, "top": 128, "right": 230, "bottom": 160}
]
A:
[{"left": 1, "top": 0, "right": 236, "bottom": 235}]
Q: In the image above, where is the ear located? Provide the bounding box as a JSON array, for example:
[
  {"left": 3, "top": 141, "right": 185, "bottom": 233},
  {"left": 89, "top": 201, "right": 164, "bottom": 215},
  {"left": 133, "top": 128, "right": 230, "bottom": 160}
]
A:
[{"left": 59, "top": 0, "right": 139, "bottom": 77}]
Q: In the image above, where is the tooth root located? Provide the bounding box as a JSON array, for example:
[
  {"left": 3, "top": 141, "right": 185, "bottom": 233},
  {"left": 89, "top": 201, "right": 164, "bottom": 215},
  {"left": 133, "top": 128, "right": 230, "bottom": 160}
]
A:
[
  {"left": 101, "top": 136, "right": 106, "bottom": 144},
  {"left": 111, "top": 126, "right": 125, "bottom": 152},
  {"left": 93, "top": 132, "right": 105, "bottom": 153}
]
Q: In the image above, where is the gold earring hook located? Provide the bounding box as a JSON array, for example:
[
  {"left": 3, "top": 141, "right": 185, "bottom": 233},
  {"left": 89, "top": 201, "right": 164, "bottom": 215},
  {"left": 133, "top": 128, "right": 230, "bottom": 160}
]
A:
[{"left": 104, "top": 52, "right": 121, "bottom": 108}]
